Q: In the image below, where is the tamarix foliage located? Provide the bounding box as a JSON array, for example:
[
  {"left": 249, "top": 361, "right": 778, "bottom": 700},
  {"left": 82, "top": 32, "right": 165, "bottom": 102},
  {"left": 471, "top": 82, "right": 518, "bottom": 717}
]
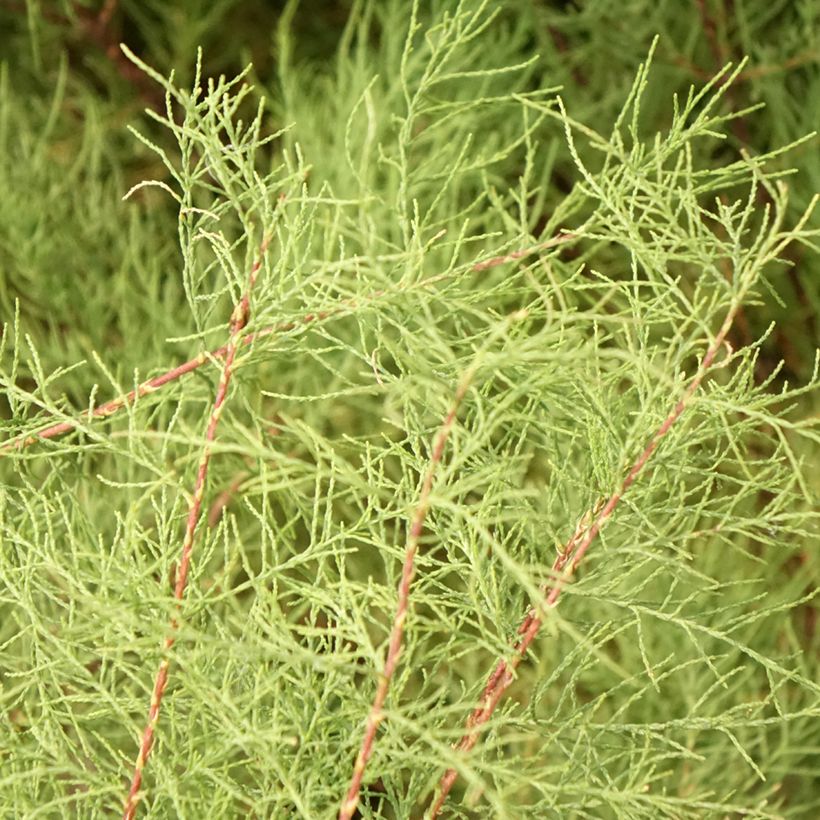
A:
[{"left": 1, "top": 2, "right": 818, "bottom": 818}]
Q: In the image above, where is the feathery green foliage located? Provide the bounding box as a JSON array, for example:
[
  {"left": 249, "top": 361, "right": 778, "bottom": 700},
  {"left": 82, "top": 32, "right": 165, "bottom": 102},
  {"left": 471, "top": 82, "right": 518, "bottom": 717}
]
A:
[{"left": 1, "top": 2, "right": 818, "bottom": 818}]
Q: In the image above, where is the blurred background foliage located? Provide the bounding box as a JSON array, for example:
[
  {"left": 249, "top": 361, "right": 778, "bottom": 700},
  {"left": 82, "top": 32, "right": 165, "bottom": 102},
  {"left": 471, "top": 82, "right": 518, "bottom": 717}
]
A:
[{"left": 0, "top": 0, "right": 817, "bottom": 387}]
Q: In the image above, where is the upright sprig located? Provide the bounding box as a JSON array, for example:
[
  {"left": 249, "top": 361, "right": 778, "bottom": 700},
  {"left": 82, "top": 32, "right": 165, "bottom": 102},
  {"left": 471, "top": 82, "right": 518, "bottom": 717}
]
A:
[
  {"left": 340, "top": 309, "right": 529, "bottom": 820},
  {"left": 430, "top": 188, "right": 818, "bottom": 816},
  {"left": 427, "top": 50, "right": 820, "bottom": 812},
  {"left": 120, "top": 45, "right": 291, "bottom": 333},
  {"left": 112, "top": 54, "right": 290, "bottom": 817},
  {"left": 122, "top": 232, "right": 270, "bottom": 819}
]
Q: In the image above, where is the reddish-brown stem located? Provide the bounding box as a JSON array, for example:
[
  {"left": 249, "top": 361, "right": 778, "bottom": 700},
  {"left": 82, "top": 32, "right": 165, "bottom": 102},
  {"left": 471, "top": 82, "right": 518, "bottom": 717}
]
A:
[
  {"left": 338, "top": 356, "right": 485, "bottom": 820},
  {"left": 471, "top": 232, "right": 575, "bottom": 272},
  {"left": 0, "top": 295, "right": 383, "bottom": 454},
  {"left": 0, "top": 329, "right": 275, "bottom": 455},
  {"left": 122, "top": 237, "right": 270, "bottom": 820},
  {"left": 2, "top": 232, "right": 576, "bottom": 457},
  {"left": 694, "top": 0, "right": 725, "bottom": 72},
  {"left": 428, "top": 304, "right": 739, "bottom": 817},
  {"left": 98, "top": 0, "right": 118, "bottom": 29},
  {"left": 206, "top": 470, "right": 250, "bottom": 528}
]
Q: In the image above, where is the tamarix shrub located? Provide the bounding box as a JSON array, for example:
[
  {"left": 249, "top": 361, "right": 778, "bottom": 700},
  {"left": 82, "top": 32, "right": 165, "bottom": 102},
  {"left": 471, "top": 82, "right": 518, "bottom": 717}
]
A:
[{"left": 1, "top": 2, "right": 818, "bottom": 818}]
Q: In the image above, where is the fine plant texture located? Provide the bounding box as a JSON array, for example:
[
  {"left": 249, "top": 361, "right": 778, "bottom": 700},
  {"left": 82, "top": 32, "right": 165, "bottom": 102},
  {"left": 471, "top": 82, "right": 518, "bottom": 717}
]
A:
[{"left": 1, "top": 2, "right": 819, "bottom": 819}]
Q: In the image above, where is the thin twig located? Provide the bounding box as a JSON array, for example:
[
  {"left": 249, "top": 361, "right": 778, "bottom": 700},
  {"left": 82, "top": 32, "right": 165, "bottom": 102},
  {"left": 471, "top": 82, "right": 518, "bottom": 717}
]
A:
[
  {"left": 338, "top": 372, "right": 475, "bottom": 820},
  {"left": 206, "top": 471, "right": 249, "bottom": 528},
  {"left": 337, "top": 305, "right": 536, "bottom": 819},
  {"left": 2, "top": 232, "right": 576, "bottom": 456},
  {"left": 0, "top": 292, "right": 388, "bottom": 454},
  {"left": 428, "top": 302, "right": 740, "bottom": 817},
  {"left": 471, "top": 231, "right": 576, "bottom": 272},
  {"left": 121, "top": 236, "right": 270, "bottom": 820}
]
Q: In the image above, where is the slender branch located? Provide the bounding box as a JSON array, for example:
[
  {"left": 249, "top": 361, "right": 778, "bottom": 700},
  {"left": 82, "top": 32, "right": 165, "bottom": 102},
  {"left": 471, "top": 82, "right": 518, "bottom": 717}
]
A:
[
  {"left": 121, "top": 236, "right": 270, "bottom": 820},
  {"left": 0, "top": 291, "right": 391, "bottom": 454},
  {"left": 338, "top": 386, "right": 470, "bottom": 820},
  {"left": 337, "top": 314, "right": 517, "bottom": 819},
  {"left": 207, "top": 470, "right": 250, "bottom": 528},
  {"left": 428, "top": 302, "right": 740, "bottom": 817},
  {"left": 0, "top": 327, "right": 282, "bottom": 455},
  {"left": 471, "top": 232, "right": 577, "bottom": 272},
  {"left": 2, "top": 232, "right": 576, "bottom": 456}
]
